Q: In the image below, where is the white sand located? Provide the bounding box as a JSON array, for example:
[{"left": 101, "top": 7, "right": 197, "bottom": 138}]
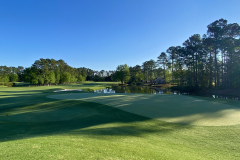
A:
[{"left": 54, "top": 89, "right": 82, "bottom": 92}]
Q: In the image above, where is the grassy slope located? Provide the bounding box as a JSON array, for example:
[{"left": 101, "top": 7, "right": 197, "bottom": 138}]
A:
[
  {"left": 48, "top": 93, "right": 240, "bottom": 126},
  {"left": 0, "top": 82, "right": 240, "bottom": 160}
]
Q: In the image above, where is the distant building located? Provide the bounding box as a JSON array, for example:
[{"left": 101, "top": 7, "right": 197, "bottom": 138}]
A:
[{"left": 154, "top": 77, "right": 166, "bottom": 84}]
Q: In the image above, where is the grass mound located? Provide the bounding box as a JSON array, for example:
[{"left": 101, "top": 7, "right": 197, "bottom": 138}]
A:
[
  {"left": 1, "top": 83, "right": 240, "bottom": 159},
  {"left": 48, "top": 93, "right": 240, "bottom": 126},
  {"left": 0, "top": 100, "right": 90, "bottom": 122}
]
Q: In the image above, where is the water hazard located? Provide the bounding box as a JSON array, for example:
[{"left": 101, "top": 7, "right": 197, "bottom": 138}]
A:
[
  {"left": 94, "top": 85, "right": 177, "bottom": 94},
  {"left": 94, "top": 85, "right": 240, "bottom": 101}
]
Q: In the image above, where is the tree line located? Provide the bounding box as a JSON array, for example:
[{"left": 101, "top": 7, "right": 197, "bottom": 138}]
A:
[
  {"left": 0, "top": 58, "right": 114, "bottom": 86},
  {"left": 1, "top": 18, "right": 239, "bottom": 89},
  {"left": 115, "top": 19, "right": 240, "bottom": 90},
  {"left": 0, "top": 66, "right": 24, "bottom": 85}
]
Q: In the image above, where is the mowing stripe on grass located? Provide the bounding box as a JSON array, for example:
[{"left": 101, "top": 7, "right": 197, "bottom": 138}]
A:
[{"left": 48, "top": 93, "right": 240, "bottom": 126}]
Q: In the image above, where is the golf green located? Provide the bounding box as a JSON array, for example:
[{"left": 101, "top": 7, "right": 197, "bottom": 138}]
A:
[{"left": 48, "top": 93, "right": 240, "bottom": 126}]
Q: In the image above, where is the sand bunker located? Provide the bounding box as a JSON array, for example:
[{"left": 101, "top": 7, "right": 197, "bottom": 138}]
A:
[
  {"left": 54, "top": 89, "right": 82, "bottom": 92},
  {"left": 48, "top": 93, "right": 240, "bottom": 126}
]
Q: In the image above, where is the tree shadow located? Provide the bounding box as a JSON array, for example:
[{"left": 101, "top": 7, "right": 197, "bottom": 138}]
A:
[
  {"left": 0, "top": 89, "right": 188, "bottom": 143},
  {"left": 48, "top": 93, "right": 240, "bottom": 126}
]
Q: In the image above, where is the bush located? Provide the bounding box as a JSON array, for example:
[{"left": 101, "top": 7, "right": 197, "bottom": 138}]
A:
[{"left": 0, "top": 82, "right": 14, "bottom": 87}]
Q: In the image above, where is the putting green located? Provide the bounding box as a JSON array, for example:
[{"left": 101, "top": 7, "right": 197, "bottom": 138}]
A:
[{"left": 48, "top": 93, "right": 240, "bottom": 126}]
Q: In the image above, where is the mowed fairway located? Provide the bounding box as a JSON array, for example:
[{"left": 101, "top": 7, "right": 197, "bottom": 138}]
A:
[{"left": 0, "top": 83, "right": 240, "bottom": 160}]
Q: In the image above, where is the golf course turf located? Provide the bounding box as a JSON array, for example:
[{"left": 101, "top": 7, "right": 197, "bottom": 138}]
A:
[
  {"left": 48, "top": 93, "right": 240, "bottom": 126},
  {"left": 0, "top": 82, "right": 240, "bottom": 159}
]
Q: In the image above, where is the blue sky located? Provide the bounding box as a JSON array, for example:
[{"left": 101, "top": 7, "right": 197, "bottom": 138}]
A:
[{"left": 0, "top": 0, "right": 240, "bottom": 71}]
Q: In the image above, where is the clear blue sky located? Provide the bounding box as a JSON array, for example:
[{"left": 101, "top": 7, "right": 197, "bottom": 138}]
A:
[{"left": 0, "top": 0, "right": 239, "bottom": 71}]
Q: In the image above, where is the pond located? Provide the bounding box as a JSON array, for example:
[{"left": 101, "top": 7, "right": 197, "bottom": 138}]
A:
[
  {"left": 94, "top": 85, "right": 240, "bottom": 101},
  {"left": 94, "top": 85, "right": 177, "bottom": 94}
]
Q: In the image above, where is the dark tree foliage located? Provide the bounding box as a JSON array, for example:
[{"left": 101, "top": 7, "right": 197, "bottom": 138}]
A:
[
  {"left": 0, "top": 66, "right": 24, "bottom": 86},
  {"left": 24, "top": 59, "right": 110, "bottom": 85},
  {"left": 127, "top": 19, "right": 240, "bottom": 89},
  {"left": 158, "top": 18, "right": 240, "bottom": 89},
  {"left": 2, "top": 19, "right": 240, "bottom": 90},
  {"left": 113, "top": 64, "right": 130, "bottom": 84},
  {"left": 0, "top": 58, "right": 113, "bottom": 85}
]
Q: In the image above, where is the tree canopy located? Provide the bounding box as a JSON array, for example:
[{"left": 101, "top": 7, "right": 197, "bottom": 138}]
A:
[
  {"left": 114, "top": 64, "right": 130, "bottom": 84},
  {"left": 1, "top": 18, "right": 240, "bottom": 90}
]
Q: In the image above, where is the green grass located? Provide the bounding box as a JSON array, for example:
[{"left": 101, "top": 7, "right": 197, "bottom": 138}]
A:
[
  {"left": 49, "top": 93, "right": 240, "bottom": 126},
  {"left": 0, "top": 82, "right": 240, "bottom": 159}
]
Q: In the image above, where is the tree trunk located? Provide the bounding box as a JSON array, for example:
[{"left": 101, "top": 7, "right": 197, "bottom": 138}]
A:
[
  {"left": 209, "top": 52, "right": 213, "bottom": 88},
  {"left": 163, "top": 66, "right": 166, "bottom": 80},
  {"left": 214, "top": 49, "right": 219, "bottom": 87},
  {"left": 171, "top": 60, "right": 173, "bottom": 84},
  {"left": 221, "top": 51, "right": 224, "bottom": 86}
]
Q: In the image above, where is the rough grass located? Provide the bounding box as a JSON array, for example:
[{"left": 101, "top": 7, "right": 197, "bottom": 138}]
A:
[{"left": 0, "top": 82, "right": 240, "bottom": 159}]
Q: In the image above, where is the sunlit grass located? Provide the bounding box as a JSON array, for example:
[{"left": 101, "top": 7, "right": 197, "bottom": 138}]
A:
[
  {"left": 0, "top": 82, "right": 240, "bottom": 159},
  {"left": 49, "top": 93, "right": 240, "bottom": 126}
]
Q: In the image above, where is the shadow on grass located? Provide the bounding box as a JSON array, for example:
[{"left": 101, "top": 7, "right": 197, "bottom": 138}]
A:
[
  {"left": 48, "top": 93, "right": 240, "bottom": 126},
  {"left": 2, "top": 86, "right": 240, "bottom": 143},
  {"left": 0, "top": 88, "right": 188, "bottom": 142}
]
